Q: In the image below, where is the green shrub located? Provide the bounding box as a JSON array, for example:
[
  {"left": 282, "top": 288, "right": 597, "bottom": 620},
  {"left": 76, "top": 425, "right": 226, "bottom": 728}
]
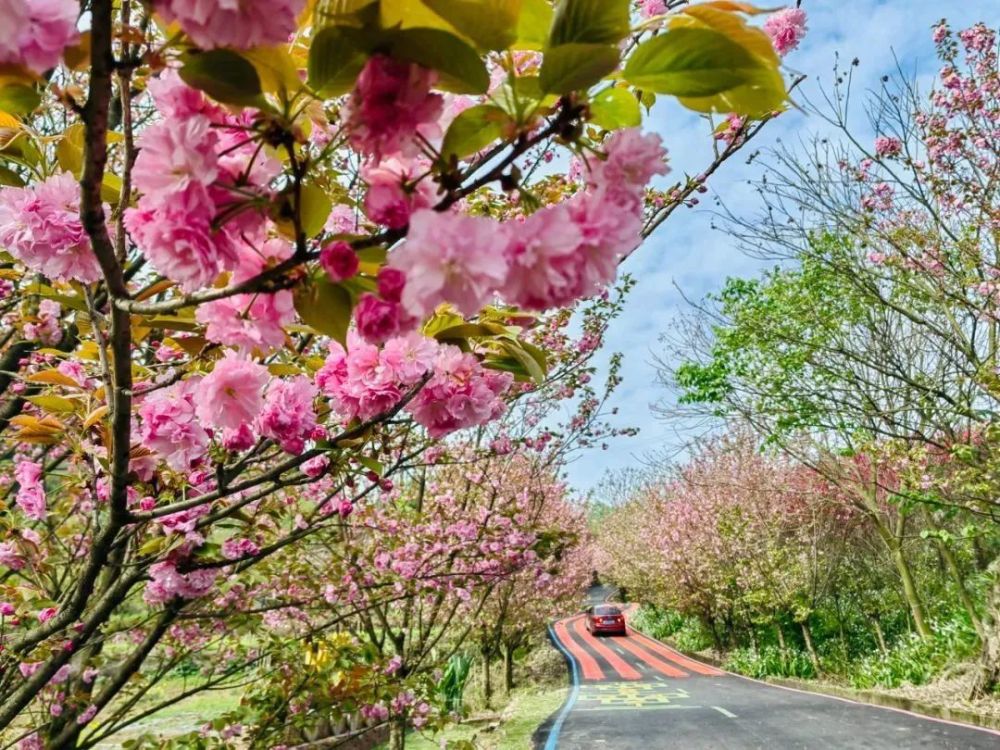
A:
[
  {"left": 630, "top": 605, "right": 686, "bottom": 640},
  {"left": 724, "top": 646, "right": 817, "bottom": 680},
  {"left": 848, "top": 616, "right": 978, "bottom": 689}
]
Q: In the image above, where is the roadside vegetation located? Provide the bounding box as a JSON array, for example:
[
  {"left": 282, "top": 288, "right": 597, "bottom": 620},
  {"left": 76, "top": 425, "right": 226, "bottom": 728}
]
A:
[{"left": 598, "top": 20, "right": 1000, "bottom": 714}]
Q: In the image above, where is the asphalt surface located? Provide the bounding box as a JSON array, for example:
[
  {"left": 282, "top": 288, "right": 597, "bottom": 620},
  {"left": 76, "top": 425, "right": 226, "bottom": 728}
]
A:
[{"left": 535, "top": 586, "right": 1000, "bottom": 749}]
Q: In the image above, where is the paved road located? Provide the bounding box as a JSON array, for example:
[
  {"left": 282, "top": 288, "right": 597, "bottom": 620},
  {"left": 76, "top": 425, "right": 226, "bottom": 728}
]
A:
[{"left": 536, "top": 588, "right": 1000, "bottom": 749}]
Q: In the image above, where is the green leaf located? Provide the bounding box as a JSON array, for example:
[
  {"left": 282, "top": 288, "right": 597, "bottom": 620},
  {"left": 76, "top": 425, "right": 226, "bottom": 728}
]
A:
[
  {"left": 516, "top": 0, "right": 554, "bottom": 49},
  {"left": 499, "top": 339, "right": 546, "bottom": 383},
  {"left": 539, "top": 43, "right": 619, "bottom": 95},
  {"left": 623, "top": 27, "right": 786, "bottom": 115},
  {"left": 297, "top": 184, "right": 333, "bottom": 238},
  {"left": 422, "top": 0, "right": 522, "bottom": 50},
  {"left": 27, "top": 395, "right": 77, "bottom": 414},
  {"left": 549, "top": 0, "right": 631, "bottom": 46},
  {"left": 589, "top": 86, "right": 641, "bottom": 129},
  {"left": 179, "top": 50, "right": 265, "bottom": 107},
  {"left": 0, "top": 165, "right": 23, "bottom": 186},
  {"left": 440, "top": 104, "right": 513, "bottom": 161},
  {"left": 0, "top": 84, "right": 41, "bottom": 116},
  {"left": 294, "top": 277, "right": 353, "bottom": 345},
  {"left": 388, "top": 28, "right": 491, "bottom": 94},
  {"left": 357, "top": 455, "right": 384, "bottom": 475},
  {"left": 624, "top": 28, "right": 757, "bottom": 96},
  {"left": 308, "top": 27, "right": 369, "bottom": 97}
]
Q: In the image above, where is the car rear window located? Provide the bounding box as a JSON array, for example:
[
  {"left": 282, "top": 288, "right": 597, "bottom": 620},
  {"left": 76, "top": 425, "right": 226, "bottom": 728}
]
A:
[{"left": 594, "top": 606, "right": 621, "bottom": 616}]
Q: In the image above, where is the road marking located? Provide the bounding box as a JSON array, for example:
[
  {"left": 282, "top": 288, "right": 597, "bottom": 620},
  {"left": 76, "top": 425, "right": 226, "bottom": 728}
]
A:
[
  {"left": 545, "top": 622, "right": 581, "bottom": 750},
  {"left": 628, "top": 629, "right": 723, "bottom": 676},
  {"left": 615, "top": 634, "right": 689, "bottom": 678},
  {"left": 554, "top": 618, "right": 603, "bottom": 680},
  {"left": 713, "top": 706, "right": 738, "bottom": 718},
  {"left": 571, "top": 617, "right": 642, "bottom": 681}
]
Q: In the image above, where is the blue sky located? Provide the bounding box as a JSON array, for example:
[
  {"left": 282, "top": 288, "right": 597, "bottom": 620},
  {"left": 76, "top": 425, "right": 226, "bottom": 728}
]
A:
[{"left": 565, "top": 1, "right": 997, "bottom": 493}]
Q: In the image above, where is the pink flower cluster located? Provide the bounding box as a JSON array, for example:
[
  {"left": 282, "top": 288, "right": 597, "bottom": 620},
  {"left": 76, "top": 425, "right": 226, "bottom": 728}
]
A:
[
  {"left": 0, "top": 173, "right": 103, "bottom": 284},
  {"left": 407, "top": 347, "right": 512, "bottom": 438},
  {"left": 763, "top": 8, "right": 808, "bottom": 56},
  {"left": 353, "top": 268, "right": 415, "bottom": 344},
  {"left": 154, "top": 0, "right": 305, "bottom": 50},
  {"left": 316, "top": 332, "right": 437, "bottom": 422},
  {"left": 316, "top": 331, "right": 511, "bottom": 436},
  {"left": 344, "top": 55, "right": 444, "bottom": 161},
  {"left": 195, "top": 354, "right": 269, "bottom": 432},
  {"left": 0, "top": 0, "right": 78, "bottom": 74},
  {"left": 258, "top": 376, "right": 319, "bottom": 454},
  {"left": 139, "top": 358, "right": 323, "bottom": 467},
  {"left": 390, "top": 129, "right": 668, "bottom": 316},
  {"left": 124, "top": 72, "right": 280, "bottom": 292},
  {"left": 15, "top": 459, "right": 46, "bottom": 521},
  {"left": 363, "top": 157, "right": 437, "bottom": 229},
  {"left": 145, "top": 558, "right": 218, "bottom": 605},
  {"left": 138, "top": 378, "right": 209, "bottom": 471},
  {"left": 638, "top": 0, "right": 667, "bottom": 19},
  {"left": 874, "top": 136, "right": 903, "bottom": 158},
  {"left": 24, "top": 299, "right": 63, "bottom": 345},
  {"left": 196, "top": 239, "right": 297, "bottom": 353}
]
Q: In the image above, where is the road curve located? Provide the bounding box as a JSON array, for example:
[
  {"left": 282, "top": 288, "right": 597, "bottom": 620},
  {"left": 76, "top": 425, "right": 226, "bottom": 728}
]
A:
[{"left": 536, "top": 599, "right": 1000, "bottom": 749}]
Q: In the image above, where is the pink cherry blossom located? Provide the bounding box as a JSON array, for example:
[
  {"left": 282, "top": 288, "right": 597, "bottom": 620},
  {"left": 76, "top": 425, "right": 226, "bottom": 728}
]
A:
[
  {"left": 763, "top": 7, "right": 808, "bottom": 56},
  {"left": 588, "top": 128, "right": 669, "bottom": 197},
  {"left": 24, "top": 299, "right": 63, "bottom": 345},
  {"left": 146, "top": 69, "right": 224, "bottom": 121},
  {"left": 377, "top": 267, "right": 406, "bottom": 302},
  {"left": 344, "top": 55, "right": 444, "bottom": 160},
  {"left": 154, "top": 0, "right": 305, "bottom": 50},
  {"left": 638, "top": 0, "right": 667, "bottom": 18},
  {"left": 0, "top": 172, "right": 103, "bottom": 283},
  {"left": 380, "top": 332, "right": 438, "bottom": 384},
  {"left": 354, "top": 293, "right": 404, "bottom": 345},
  {"left": 363, "top": 158, "right": 436, "bottom": 229},
  {"left": 406, "top": 345, "right": 512, "bottom": 437},
  {"left": 221, "top": 538, "right": 260, "bottom": 560},
  {"left": 258, "top": 376, "right": 318, "bottom": 454},
  {"left": 145, "top": 558, "right": 218, "bottom": 604},
  {"left": 874, "top": 136, "right": 903, "bottom": 158},
  {"left": 124, "top": 184, "right": 234, "bottom": 292},
  {"left": 15, "top": 459, "right": 46, "bottom": 521},
  {"left": 132, "top": 116, "right": 220, "bottom": 197},
  {"left": 196, "top": 290, "right": 295, "bottom": 354},
  {"left": 319, "top": 241, "right": 359, "bottom": 282},
  {"left": 0, "top": 0, "right": 78, "bottom": 74},
  {"left": 138, "top": 378, "right": 210, "bottom": 471},
  {"left": 195, "top": 355, "right": 269, "bottom": 431},
  {"left": 390, "top": 209, "right": 509, "bottom": 319}
]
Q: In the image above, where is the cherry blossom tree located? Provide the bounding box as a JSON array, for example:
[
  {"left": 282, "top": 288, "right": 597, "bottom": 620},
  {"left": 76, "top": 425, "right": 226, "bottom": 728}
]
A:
[{"left": 0, "top": 0, "right": 806, "bottom": 745}]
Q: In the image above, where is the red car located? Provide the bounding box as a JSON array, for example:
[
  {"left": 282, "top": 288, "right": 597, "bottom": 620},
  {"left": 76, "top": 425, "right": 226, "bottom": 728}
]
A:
[{"left": 585, "top": 605, "right": 627, "bottom": 636}]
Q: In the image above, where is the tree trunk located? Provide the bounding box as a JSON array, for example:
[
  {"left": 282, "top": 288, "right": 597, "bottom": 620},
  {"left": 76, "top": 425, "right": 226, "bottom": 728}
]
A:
[
  {"left": 482, "top": 656, "right": 493, "bottom": 707},
  {"left": 969, "top": 560, "right": 1000, "bottom": 699},
  {"left": 503, "top": 644, "right": 515, "bottom": 693},
  {"left": 388, "top": 715, "right": 406, "bottom": 750},
  {"left": 800, "top": 621, "right": 820, "bottom": 675},
  {"left": 891, "top": 544, "right": 933, "bottom": 639},
  {"left": 872, "top": 618, "right": 888, "bottom": 655},
  {"left": 934, "top": 537, "right": 985, "bottom": 638}
]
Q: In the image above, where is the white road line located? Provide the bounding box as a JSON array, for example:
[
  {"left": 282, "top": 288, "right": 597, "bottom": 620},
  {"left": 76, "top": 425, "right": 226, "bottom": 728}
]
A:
[{"left": 712, "top": 706, "right": 737, "bottom": 718}]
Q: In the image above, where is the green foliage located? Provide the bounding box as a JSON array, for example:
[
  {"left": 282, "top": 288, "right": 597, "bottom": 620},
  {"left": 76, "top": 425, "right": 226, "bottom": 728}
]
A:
[
  {"left": 441, "top": 104, "right": 514, "bottom": 161},
  {"left": 438, "top": 653, "right": 473, "bottom": 713},
  {"left": 724, "top": 646, "right": 818, "bottom": 680},
  {"left": 539, "top": 0, "right": 630, "bottom": 94},
  {"left": 179, "top": 49, "right": 265, "bottom": 107},
  {"left": 849, "top": 616, "right": 979, "bottom": 690},
  {"left": 589, "top": 87, "right": 642, "bottom": 129}
]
